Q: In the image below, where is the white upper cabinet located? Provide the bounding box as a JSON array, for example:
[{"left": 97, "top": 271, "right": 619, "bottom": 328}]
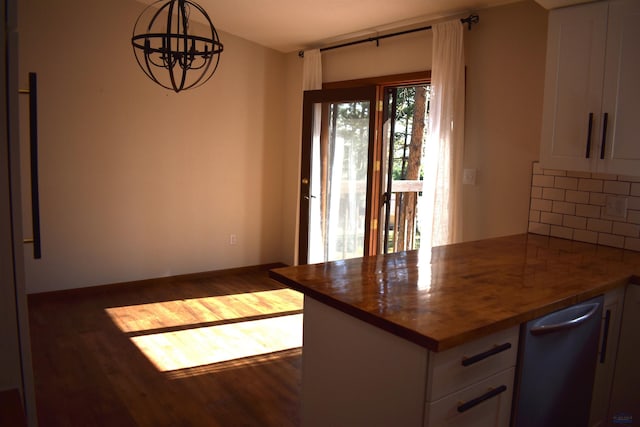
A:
[
  {"left": 599, "top": 1, "right": 640, "bottom": 175},
  {"left": 540, "top": 2, "right": 607, "bottom": 172},
  {"left": 540, "top": 0, "right": 640, "bottom": 176}
]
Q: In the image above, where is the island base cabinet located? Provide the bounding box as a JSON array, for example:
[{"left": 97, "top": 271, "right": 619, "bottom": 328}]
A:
[
  {"left": 300, "top": 296, "right": 518, "bottom": 427},
  {"left": 301, "top": 296, "right": 429, "bottom": 427},
  {"left": 424, "top": 368, "right": 515, "bottom": 427}
]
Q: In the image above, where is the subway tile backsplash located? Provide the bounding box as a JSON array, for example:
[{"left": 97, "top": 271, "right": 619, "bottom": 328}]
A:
[{"left": 528, "top": 162, "right": 640, "bottom": 251}]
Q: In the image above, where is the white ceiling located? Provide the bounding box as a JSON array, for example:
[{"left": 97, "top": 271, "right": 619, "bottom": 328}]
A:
[{"left": 135, "top": 0, "right": 522, "bottom": 53}]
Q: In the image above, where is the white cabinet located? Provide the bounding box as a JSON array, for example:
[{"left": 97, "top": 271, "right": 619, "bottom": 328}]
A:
[
  {"left": 539, "top": 0, "right": 640, "bottom": 176},
  {"left": 589, "top": 286, "right": 625, "bottom": 427},
  {"left": 424, "top": 327, "right": 518, "bottom": 427},
  {"left": 300, "top": 296, "right": 428, "bottom": 427},
  {"left": 539, "top": 2, "right": 607, "bottom": 172},
  {"left": 599, "top": 2, "right": 640, "bottom": 175},
  {"left": 607, "top": 284, "right": 640, "bottom": 424},
  {"left": 425, "top": 326, "right": 518, "bottom": 401},
  {"left": 300, "top": 296, "right": 518, "bottom": 427},
  {"left": 425, "top": 368, "right": 515, "bottom": 427}
]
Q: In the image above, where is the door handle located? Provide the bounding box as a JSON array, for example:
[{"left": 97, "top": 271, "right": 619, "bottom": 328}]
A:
[
  {"left": 585, "top": 112, "right": 593, "bottom": 158},
  {"left": 457, "top": 385, "right": 508, "bottom": 413},
  {"left": 20, "top": 72, "right": 42, "bottom": 259},
  {"left": 599, "top": 112, "right": 608, "bottom": 160},
  {"left": 530, "top": 302, "right": 600, "bottom": 336},
  {"left": 461, "top": 342, "right": 512, "bottom": 367},
  {"left": 599, "top": 309, "right": 611, "bottom": 364}
]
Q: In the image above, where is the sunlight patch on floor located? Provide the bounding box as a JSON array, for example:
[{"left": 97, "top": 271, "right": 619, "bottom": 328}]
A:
[
  {"left": 105, "top": 288, "right": 303, "bottom": 333},
  {"left": 105, "top": 288, "right": 304, "bottom": 375},
  {"left": 164, "top": 347, "right": 303, "bottom": 379},
  {"left": 130, "top": 313, "right": 303, "bottom": 372}
]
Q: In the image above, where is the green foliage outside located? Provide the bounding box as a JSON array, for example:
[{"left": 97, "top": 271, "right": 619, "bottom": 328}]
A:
[
  {"left": 332, "top": 101, "right": 370, "bottom": 179},
  {"left": 392, "top": 86, "right": 430, "bottom": 181}
]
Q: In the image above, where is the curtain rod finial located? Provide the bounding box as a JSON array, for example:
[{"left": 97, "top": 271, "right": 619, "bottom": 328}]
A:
[{"left": 462, "top": 14, "right": 480, "bottom": 30}]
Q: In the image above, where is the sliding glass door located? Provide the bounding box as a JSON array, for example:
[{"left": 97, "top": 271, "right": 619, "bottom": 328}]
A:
[
  {"left": 379, "top": 85, "right": 430, "bottom": 254},
  {"left": 298, "top": 87, "right": 378, "bottom": 265},
  {"left": 298, "top": 77, "right": 430, "bottom": 264}
]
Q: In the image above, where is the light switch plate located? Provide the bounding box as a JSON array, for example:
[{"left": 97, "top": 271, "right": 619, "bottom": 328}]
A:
[{"left": 463, "top": 168, "right": 477, "bottom": 185}]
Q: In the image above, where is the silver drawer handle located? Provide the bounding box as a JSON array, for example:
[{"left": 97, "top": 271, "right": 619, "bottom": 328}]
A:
[{"left": 530, "top": 303, "right": 599, "bottom": 336}]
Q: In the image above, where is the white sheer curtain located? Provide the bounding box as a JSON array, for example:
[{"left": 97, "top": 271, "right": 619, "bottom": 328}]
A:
[
  {"left": 302, "top": 49, "right": 322, "bottom": 91},
  {"left": 421, "top": 20, "right": 465, "bottom": 248},
  {"left": 302, "top": 49, "right": 323, "bottom": 262}
]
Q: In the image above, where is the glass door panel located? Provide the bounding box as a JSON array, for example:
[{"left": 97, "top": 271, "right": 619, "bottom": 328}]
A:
[
  {"left": 299, "top": 87, "right": 377, "bottom": 265},
  {"left": 312, "top": 100, "right": 369, "bottom": 263},
  {"left": 380, "top": 85, "right": 430, "bottom": 254}
]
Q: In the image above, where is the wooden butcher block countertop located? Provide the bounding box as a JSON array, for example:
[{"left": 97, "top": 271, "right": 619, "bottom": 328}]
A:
[{"left": 269, "top": 233, "right": 640, "bottom": 352}]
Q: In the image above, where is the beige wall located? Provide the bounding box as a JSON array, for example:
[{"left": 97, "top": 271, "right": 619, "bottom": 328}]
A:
[
  {"left": 279, "top": 0, "right": 548, "bottom": 263},
  {"left": 18, "top": 0, "right": 547, "bottom": 292},
  {"left": 19, "top": 0, "right": 287, "bottom": 292},
  {"left": 280, "top": 53, "right": 304, "bottom": 266},
  {"left": 322, "top": 29, "right": 433, "bottom": 83},
  {"left": 463, "top": 1, "right": 547, "bottom": 241}
]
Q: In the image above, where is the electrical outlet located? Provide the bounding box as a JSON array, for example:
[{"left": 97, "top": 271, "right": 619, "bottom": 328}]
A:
[
  {"left": 229, "top": 234, "right": 237, "bottom": 245},
  {"left": 605, "top": 196, "right": 627, "bottom": 219}
]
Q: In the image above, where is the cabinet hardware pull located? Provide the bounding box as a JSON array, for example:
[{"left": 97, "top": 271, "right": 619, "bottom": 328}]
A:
[
  {"left": 19, "top": 72, "right": 42, "bottom": 259},
  {"left": 599, "top": 309, "right": 611, "bottom": 364},
  {"left": 586, "top": 112, "right": 593, "bottom": 158},
  {"left": 461, "top": 342, "right": 511, "bottom": 367},
  {"left": 457, "top": 385, "right": 507, "bottom": 413},
  {"left": 600, "top": 112, "right": 608, "bottom": 160}
]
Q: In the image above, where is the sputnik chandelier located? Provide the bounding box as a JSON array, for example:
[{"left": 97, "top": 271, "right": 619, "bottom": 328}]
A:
[{"left": 131, "top": 0, "right": 224, "bottom": 92}]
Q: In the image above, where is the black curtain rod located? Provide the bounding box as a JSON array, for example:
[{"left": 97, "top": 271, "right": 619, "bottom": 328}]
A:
[{"left": 298, "top": 13, "right": 479, "bottom": 58}]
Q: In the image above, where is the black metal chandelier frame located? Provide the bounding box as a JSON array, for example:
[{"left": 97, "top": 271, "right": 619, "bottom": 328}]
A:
[{"left": 132, "top": 0, "right": 224, "bottom": 93}]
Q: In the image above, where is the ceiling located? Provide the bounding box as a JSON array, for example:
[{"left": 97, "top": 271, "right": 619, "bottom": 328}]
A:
[{"left": 135, "top": 0, "right": 523, "bottom": 53}]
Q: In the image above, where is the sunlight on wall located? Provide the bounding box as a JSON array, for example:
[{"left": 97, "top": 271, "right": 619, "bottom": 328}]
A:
[{"left": 105, "top": 288, "right": 304, "bottom": 376}]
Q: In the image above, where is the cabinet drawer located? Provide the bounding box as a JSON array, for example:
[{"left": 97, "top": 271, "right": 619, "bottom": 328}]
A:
[
  {"left": 426, "top": 326, "right": 518, "bottom": 401},
  {"left": 424, "top": 368, "right": 515, "bottom": 427}
]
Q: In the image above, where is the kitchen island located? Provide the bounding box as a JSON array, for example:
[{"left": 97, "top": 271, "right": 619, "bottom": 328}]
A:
[{"left": 269, "top": 233, "right": 639, "bottom": 427}]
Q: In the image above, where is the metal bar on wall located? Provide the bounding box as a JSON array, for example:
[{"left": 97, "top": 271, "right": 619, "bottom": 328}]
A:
[{"left": 19, "top": 72, "right": 42, "bottom": 259}]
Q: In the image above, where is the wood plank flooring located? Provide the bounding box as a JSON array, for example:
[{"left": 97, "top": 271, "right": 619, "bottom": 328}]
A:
[{"left": 28, "top": 265, "right": 302, "bottom": 427}]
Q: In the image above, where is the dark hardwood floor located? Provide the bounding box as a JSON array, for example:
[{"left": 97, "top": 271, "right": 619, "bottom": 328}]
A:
[{"left": 28, "top": 265, "right": 302, "bottom": 427}]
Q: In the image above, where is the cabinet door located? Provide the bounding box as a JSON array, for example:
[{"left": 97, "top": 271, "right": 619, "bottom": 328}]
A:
[
  {"left": 424, "top": 368, "right": 514, "bottom": 427},
  {"left": 599, "top": 0, "right": 640, "bottom": 176},
  {"left": 589, "top": 287, "right": 625, "bottom": 427},
  {"left": 425, "top": 326, "right": 518, "bottom": 402},
  {"left": 301, "top": 297, "right": 428, "bottom": 427},
  {"left": 539, "top": 2, "right": 607, "bottom": 172},
  {"left": 607, "top": 285, "right": 640, "bottom": 424}
]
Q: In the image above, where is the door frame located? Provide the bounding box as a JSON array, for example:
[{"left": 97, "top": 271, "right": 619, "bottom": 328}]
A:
[
  {"left": 298, "top": 72, "right": 432, "bottom": 265},
  {"left": 298, "top": 86, "right": 378, "bottom": 265},
  {"left": 2, "top": 0, "right": 38, "bottom": 423}
]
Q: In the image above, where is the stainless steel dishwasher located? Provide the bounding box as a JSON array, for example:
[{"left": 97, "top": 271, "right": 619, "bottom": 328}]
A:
[{"left": 512, "top": 295, "right": 603, "bottom": 427}]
